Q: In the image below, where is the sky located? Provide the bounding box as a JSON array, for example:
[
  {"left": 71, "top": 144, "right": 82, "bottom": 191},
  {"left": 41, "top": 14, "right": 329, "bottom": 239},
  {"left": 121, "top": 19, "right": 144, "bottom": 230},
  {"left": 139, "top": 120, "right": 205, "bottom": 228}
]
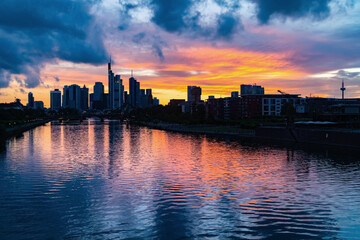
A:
[{"left": 0, "top": 0, "right": 360, "bottom": 107}]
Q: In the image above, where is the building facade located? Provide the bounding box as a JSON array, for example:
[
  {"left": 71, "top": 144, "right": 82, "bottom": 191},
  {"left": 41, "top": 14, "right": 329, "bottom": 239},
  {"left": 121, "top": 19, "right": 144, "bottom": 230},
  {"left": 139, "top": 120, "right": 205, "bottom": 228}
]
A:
[
  {"left": 50, "top": 89, "right": 61, "bottom": 110},
  {"left": 27, "top": 92, "right": 34, "bottom": 109},
  {"left": 240, "top": 84, "right": 264, "bottom": 96}
]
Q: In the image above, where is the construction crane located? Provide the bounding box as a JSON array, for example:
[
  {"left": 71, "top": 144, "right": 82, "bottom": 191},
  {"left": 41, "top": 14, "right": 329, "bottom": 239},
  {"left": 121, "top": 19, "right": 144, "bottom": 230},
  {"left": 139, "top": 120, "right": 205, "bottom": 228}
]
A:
[{"left": 277, "top": 90, "right": 289, "bottom": 95}]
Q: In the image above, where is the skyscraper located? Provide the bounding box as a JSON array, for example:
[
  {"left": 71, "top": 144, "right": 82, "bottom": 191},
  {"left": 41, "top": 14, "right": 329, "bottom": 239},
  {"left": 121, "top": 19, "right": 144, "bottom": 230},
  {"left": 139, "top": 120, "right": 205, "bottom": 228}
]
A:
[
  {"left": 146, "top": 89, "right": 153, "bottom": 107},
  {"left": 129, "top": 75, "right": 137, "bottom": 107},
  {"left": 68, "top": 84, "right": 81, "bottom": 110},
  {"left": 108, "top": 60, "right": 124, "bottom": 110},
  {"left": 135, "top": 81, "right": 141, "bottom": 107},
  {"left": 80, "top": 85, "right": 89, "bottom": 110},
  {"left": 113, "top": 75, "right": 124, "bottom": 109},
  {"left": 62, "top": 85, "right": 70, "bottom": 108},
  {"left": 93, "top": 82, "right": 104, "bottom": 102},
  {"left": 27, "top": 92, "right": 34, "bottom": 109},
  {"left": 92, "top": 82, "right": 105, "bottom": 110},
  {"left": 108, "top": 60, "right": 115, "bottom": 109},
  {"left": 50, "top": 89, "right": 61, "bottom": 110}
]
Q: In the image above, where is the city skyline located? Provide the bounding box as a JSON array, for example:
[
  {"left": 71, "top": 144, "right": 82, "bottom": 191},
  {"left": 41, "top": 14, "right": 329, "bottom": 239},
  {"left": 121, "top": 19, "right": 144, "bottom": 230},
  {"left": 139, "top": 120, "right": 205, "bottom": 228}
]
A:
[{"left": 1, "top": 0, "right": 360, "bottom": 107}]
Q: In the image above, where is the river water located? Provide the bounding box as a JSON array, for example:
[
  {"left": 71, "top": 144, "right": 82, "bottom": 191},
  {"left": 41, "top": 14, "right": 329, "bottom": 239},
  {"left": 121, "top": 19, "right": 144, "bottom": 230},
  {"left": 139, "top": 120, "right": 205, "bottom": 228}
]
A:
[{"left": 0, "top": 120, "right": 360, "bottom": 239}]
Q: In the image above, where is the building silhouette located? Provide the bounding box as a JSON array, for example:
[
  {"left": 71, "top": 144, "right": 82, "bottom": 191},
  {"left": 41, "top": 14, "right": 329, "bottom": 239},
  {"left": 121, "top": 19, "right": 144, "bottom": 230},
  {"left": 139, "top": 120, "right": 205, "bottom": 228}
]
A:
[
  {"left": 63, "top": 84, "right": 81, "bottom": 110},
  {"left": 27, "top": 92, "right": 34, "bottom": 109},
  {"left": 90, "top": 82, "right": 107, "bottom": 110},
  {"left": 231, "top": 91, "right": 239, "bottom": 98},
  {"left": 34, "top": 101, "right": 44, "bottom": 109},
  {"left": 108, "top": 60, "right": 124, "bottom": 110},
  {"left": 187, "top": 86, "right": 202, "bottom": 103},
  {"left": 80, "top": 85, "right": 89, "bottom": 110},
  {"left": 62, "top": 85, "right": 69, "bottom": 108},
  {"left": 153, "top": 97, "right": 159, "bottom": 106},
  {"left": 240, "top": 84, "right": 264, "bottom": 96},
  {"left": 50, "top": 89, "right": 61, "bottom": 110}
]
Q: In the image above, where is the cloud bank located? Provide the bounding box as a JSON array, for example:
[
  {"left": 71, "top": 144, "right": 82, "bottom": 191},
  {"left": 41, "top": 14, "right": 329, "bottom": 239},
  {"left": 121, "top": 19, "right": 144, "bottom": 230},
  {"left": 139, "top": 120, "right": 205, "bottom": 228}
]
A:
[{"left": 0, "top": 0, "right": 108, "bottom": 88}]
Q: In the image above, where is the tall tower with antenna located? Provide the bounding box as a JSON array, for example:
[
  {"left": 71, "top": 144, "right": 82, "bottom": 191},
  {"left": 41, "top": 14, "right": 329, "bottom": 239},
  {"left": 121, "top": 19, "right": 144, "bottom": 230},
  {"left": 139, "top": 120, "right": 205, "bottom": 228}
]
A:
[{"left": 340, "top": 79, "right": 346, "bottom": 99}]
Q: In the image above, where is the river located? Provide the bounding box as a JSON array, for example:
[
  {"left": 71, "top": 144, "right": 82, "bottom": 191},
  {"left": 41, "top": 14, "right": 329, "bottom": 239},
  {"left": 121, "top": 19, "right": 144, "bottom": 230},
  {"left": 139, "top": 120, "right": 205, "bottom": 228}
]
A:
[{"left": 0, "top": 120, "right": 359, "bottom": 239}]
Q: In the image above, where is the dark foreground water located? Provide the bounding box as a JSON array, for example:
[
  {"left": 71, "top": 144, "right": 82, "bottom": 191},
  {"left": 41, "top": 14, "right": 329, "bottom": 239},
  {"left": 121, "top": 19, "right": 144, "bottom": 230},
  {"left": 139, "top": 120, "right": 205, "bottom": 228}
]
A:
[{"left": 1, "top": 120, "right": 360, "bottom": 240}]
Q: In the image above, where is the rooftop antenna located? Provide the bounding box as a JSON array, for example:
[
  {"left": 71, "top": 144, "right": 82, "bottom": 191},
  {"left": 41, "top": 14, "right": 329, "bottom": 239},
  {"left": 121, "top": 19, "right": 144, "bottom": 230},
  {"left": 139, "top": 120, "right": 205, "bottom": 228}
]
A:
[
  {"left": 340, "top": 79, "right": 346, "bottom": 99},
  {"left": 131, "top": 70, "right": 133, "bottom": 77}
]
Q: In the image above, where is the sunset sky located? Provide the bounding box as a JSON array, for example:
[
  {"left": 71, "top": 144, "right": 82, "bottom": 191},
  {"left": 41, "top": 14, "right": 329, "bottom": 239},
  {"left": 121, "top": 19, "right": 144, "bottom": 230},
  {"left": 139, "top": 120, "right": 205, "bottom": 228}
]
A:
[{"left": 0, "top": 0, "right": 360, "bottom": 107}]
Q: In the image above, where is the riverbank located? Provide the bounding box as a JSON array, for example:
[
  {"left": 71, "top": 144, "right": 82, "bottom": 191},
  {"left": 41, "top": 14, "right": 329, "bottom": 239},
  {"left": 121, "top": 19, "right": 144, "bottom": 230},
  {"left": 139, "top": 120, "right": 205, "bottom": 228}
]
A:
[
  {"left": 256, "top": 126, "right": 360, "bottom": 149},
  {"left": 136, "top": 121, "right": 360, "bottom": 149},
  {"left": 137, "top": 121, "right": 256, "bottom": 139},
  {"left": 1, "top": 119, "right": 50, "bottom": 140}
]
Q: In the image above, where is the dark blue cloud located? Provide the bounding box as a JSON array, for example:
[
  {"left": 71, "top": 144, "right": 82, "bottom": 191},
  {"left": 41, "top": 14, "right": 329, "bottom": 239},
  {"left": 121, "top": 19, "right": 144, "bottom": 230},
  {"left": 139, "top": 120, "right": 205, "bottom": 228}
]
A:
[
  {"left": 151, "top": 0, "right": 192, "bottom": 33},
  {"left": 217, "top": 13, "right": 243, "bottom": 39},
  {"left": 120, "top": 0, "right": 244, "bottom": 42},
  {"left": 0, "top": 0, "right": 108, "bottom": 88},
  {"left": 252, "top": 0, "right": 332, "bottom": 24}
]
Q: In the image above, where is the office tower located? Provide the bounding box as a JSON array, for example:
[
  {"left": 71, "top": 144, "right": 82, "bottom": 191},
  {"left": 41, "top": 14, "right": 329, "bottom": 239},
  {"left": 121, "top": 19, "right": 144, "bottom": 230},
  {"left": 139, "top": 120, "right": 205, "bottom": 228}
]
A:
[
  {"left": 187, "top": 86, "right": 202, "bottom": 103},
  {"left": 80, "top": 85, "right": 89, "bottom": 110},
  {"left": 113, "top": 75, "right": 124, "bottom": 109},
  {"left": 240, "top": 84, "right": 264, "bottom": 96},
  {"left": 62, "top": 85, "right": 70, "bottom": 108},
  {"left": 146, "top": 89, "right": 153, "bottom": 107},
  {"left": 68, "top": 84, "right": 81, "bottom": 110},
  {"left": 135, "top": 81, "right": 141, "bottom": 107},
  {"left": 124, "top": 91, "right": 129, "bottom": 105},
  {"left": 89, "top": 93, "right": 94, "bottom": 109},
  {"left": 140, "top": 89, "right": 147, "bottom": 108},
  {"left": 103, "top": 93, "right": 109, "bottom": 109},
  {"left": 94, "top": 82, "right": 104, "bottom": 101},
  {"left": 92, "top": 82, "right": 105, "bottom": 109},
  {"left": 108, "top": 60, "right": 115, "bottom": 109},
  {"left": 27, "top": 92, "right": 34, "bottom": 108},
  {"left": 50, "top": 89, "right": 61, "bottom": 110},
  {"left": 129, "top": 75, "right": 137, "bottom": 107},
  {"left": 153, "top": 97, "right": 159, "bottom": 106},
  {"left": 107, "top": 59, "right": 124, "bottom": 110},
  {"left": 231, "top": 91, "right": 239, "bottom": 98}
]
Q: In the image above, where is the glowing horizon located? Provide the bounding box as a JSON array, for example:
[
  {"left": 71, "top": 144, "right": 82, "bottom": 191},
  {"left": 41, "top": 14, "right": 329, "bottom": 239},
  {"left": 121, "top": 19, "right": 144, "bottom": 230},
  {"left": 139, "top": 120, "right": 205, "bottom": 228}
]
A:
[{"left": 1, "top": 0, "right": 360, "bottom": 107}]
